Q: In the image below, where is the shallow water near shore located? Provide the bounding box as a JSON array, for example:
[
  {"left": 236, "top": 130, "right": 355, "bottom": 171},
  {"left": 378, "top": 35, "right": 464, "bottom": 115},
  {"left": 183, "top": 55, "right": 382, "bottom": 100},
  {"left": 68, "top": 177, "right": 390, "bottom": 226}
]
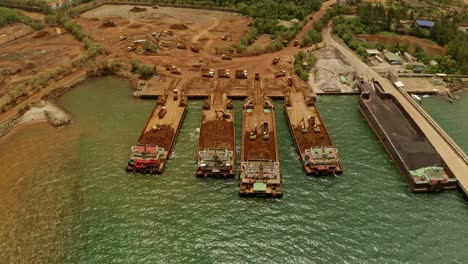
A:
[
  {"left": 1, "top": 77, "right": 467, "bottom": 263},
  {"left": 421, "top": 91, "right": 468, "bottom": 154}
]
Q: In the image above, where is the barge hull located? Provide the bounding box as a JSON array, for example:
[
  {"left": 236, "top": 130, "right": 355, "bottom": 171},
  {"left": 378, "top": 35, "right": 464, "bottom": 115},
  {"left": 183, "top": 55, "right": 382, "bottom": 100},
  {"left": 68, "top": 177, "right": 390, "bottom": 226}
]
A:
[
  {"left": 359, "top": 81, "right": 457, "bottom": 192},
  {"left": 283, "top": 89, "right": 342, "bottom": 176},
  {"left": 126, "top": 91, "right": 188, "bottom": 175}
]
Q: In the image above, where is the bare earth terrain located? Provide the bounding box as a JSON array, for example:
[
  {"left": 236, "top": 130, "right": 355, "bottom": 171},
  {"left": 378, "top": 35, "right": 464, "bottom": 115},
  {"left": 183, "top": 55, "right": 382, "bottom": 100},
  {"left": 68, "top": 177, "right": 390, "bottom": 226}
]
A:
[{"left": 0, "top": 28, "right": 84, "bottom": 88}]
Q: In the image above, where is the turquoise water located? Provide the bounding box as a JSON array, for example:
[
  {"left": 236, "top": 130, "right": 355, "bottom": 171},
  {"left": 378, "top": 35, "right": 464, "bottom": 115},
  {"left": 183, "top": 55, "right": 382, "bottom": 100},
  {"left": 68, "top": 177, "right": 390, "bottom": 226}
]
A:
[
  {"left": 1, "top": 77, "right": 467, "bottom": 263},
  {"left": 421, "top": 91, "right": 468, "bottom": 154}
]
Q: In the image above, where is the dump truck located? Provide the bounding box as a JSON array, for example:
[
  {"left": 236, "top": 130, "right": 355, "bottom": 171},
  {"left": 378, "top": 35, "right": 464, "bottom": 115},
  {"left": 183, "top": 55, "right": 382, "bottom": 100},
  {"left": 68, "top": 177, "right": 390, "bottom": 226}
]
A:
[
  {"left": 176, "top": 43, "right": 186, "bottom": 49},
  {"left": 274, "top": 70, "right": 286, "bottom": 78},
  {"left": 255, "top": 72, "right": 260, "bottom": 80},
  {"left": 273, "top": 57, "right": 280, "bottom": 65},
  {"left": 164, "top": 30, "right": 173, "bottom": 36},
  {"left": 218, "top": 69, "right": 230, "bottom": 78},
  {"left": 158, "top": 107, "right": 167, "bottom": 118},
  {"left": 102, "top": 20, "right": 116, "bottom": 27},
  {"left": 235, "top": 70, "right": 248, "bottom": 79},
  {"left": 201, "top": 69, "right": 214, "bottom": 77},
  {"left": 221, "top": 54, "right": 232, "bottom": 60},
  {"left": 170, "top": 66, "right": 181, "bottom": 74},
  {"left": 127, "top": 46, "right": 136, "bottom": 52}
]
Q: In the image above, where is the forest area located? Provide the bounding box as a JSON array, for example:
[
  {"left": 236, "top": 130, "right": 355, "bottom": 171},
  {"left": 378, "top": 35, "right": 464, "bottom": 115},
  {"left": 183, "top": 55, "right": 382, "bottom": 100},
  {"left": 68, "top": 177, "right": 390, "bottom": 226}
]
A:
[{"left": 332, "top": 3, "right": 468, "bottom": 74}]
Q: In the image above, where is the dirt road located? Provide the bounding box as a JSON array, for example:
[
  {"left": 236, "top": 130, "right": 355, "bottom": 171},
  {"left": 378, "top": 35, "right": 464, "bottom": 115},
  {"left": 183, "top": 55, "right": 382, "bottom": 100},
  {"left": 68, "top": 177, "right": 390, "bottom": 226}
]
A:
[{"left": 287, "top": 0, "right": 336, "bottom": 48}]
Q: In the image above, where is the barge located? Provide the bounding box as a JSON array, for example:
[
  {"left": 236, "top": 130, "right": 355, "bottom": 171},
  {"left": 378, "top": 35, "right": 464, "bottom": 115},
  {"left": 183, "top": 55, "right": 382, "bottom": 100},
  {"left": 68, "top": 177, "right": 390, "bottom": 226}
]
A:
[
  {"left": 284, "top": 86, "right": 342, "bottom": 175},
  {"left": 239, "top": 81, "right": 282, "bottom": 198},
  {"left": 359, "top": 81, "right": 457, "bottom": 192},
  {"left": 126, "top": 89, "right": 188, "bottom": 174},
  {"left": 196, "top": 80, "right": 236, "bottom": 177}
]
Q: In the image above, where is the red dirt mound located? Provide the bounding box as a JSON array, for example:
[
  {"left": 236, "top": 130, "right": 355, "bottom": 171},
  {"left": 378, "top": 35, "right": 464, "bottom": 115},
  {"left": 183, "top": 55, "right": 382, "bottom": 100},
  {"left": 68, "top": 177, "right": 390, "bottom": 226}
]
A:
[
  {"left": 129, "top": 7, "right": 147, "bottom": 12},
  {"left": 199, "top": 119, "right": 234, "bottom": 150},
  {"left": 243, "top": 132, "right": 276, "bottom": 160},
  {"left": 138, "top": 125, "right": 174, "bottom": 151},
  {"left": 170, "top": 24, "right": 188, "bottom": 30}
]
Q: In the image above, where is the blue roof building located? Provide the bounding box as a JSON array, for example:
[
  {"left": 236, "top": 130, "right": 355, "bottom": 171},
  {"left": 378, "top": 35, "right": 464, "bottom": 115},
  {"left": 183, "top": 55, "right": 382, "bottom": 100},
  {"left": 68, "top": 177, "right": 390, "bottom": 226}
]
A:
[{"left": 415, "top": 20, "right": 435, "bottom": 29}]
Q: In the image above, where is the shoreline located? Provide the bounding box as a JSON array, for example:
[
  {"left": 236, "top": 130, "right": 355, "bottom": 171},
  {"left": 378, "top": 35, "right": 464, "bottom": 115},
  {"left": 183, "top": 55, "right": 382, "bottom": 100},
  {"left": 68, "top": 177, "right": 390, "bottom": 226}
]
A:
[{"left": 0, "top": 69, "right": 138, "bottom": 140}]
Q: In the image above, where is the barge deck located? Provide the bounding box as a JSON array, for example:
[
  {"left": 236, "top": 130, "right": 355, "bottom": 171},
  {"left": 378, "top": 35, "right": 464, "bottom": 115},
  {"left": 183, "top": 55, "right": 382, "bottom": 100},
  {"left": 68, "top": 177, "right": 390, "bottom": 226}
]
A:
[
  {"left": 239, "top": 80, "right": 282, "bottom": 198},
  {"left": 284, "top": 83, "right": 342, "bottom": 175},
  {"left": 196, "top": 79, "right": 236, "bottom": 177},
  {"left": 126, "top": 89, "right": 188, "bottom": 174},
  {"left": 359, "top": 81, "right": 457, "bottom": 192}
]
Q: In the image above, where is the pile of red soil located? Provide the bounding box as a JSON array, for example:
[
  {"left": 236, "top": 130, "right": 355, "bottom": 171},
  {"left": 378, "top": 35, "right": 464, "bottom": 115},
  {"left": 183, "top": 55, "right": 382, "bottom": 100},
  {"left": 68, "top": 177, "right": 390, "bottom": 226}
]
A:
[
  {"left": 293, "top": 126, "right": 332, "bottom": 153},
  {"left": 129, "top": 7, "right": 147, "bottom": 12},
  {"left": 243, "top": 132, "right": 276, "bottom": 160},
  {"left": 138, "top": 125, "right": 174, "bottom": 150},
  {"left": 170, "top": 24, "right": 188, "bottom": 30},
  {"left": 199, "top": 119, "right": 234, "bottom": 150}
]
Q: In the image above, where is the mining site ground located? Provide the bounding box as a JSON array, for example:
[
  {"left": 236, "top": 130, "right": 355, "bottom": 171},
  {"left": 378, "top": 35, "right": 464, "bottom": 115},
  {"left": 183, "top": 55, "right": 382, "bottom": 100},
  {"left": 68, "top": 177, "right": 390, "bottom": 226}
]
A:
[
  {"left": 76, "top": 5, "right": 250, "bottom": 58},
  {"left": 0, "top": 1, "right": 337, "bottom": 118},
  {"left": 0, "top": 25, "right": 85, "bottom": 95}
]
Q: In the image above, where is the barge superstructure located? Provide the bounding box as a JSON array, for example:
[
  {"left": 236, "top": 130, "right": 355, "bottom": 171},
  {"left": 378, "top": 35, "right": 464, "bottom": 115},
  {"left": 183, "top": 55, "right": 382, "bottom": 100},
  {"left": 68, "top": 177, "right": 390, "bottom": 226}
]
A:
[
  {"left": 239, "top": 81, "right": 282, "bottom": 198},
  {"left": 126, "top": 89, "right": 187, "bottom": 174},
  {"left": 359, "top": 80, "right": 457, "bottom": 192}
]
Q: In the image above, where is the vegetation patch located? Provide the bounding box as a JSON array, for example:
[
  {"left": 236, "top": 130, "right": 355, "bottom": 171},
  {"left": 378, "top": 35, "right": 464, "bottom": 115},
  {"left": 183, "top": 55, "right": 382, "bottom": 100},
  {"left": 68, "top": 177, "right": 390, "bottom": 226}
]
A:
[
  {"left": 0, "top": 7, "right": 44, "bottom": 29},
  {"left": 294, "top": 51, "right": 315, "bottom": 81}
]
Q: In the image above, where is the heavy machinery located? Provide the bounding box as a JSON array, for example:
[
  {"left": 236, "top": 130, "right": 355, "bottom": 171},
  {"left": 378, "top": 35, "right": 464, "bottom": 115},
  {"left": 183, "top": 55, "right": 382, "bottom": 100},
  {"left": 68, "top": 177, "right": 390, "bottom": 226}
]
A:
[
  {"left": 221, "top": 54, "right": 232, "bottom": 60},
  {"left": 235, "top": 70, "right": 248, "bottom": 79},
  {"left": 262, "top": 122, "right": 269, "bottom": 140},
  {"left": 274, "top": 70, "right": 286, "bottom": 78},
  {"left": 201, "top": 69, "right": 215, "bottom": 77},
  {"left": 218, "top": 69, "right": 230, "bottom": 78},
  {"left": 221, "top": 35, "right": 232, "bottom": 41},
  {"left": 272, "top": 57, "right": 280, "bottom": 65}
]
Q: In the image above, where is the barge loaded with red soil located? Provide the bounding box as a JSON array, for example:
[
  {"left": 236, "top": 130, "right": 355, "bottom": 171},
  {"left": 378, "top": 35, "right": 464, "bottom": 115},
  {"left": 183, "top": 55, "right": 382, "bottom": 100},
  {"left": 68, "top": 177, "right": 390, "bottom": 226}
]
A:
[
  {"left": 196, "top": 79, "right": 236, "bottom": 177},
  {"left": 126, "top": 89, "right": 187, "bottom": 174},
  {"left": 284, "top": 83, "right": 342, "bottom": 176},
  {"left": 239, "top": 81, "right": 282, "bottom": 198},
  {"left": 359, "top": 80, "right": 457, "bottom": 192}
]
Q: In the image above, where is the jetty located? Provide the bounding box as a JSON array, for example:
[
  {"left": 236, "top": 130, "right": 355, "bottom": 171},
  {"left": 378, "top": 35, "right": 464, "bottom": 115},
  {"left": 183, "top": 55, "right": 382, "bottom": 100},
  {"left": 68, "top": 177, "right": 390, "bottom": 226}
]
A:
[
  {"left": 126, "top": 88, "right": 187, "bottom": 174},
  {"left": 239, "top": 80, "right": 282, "bottom": 198}
]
